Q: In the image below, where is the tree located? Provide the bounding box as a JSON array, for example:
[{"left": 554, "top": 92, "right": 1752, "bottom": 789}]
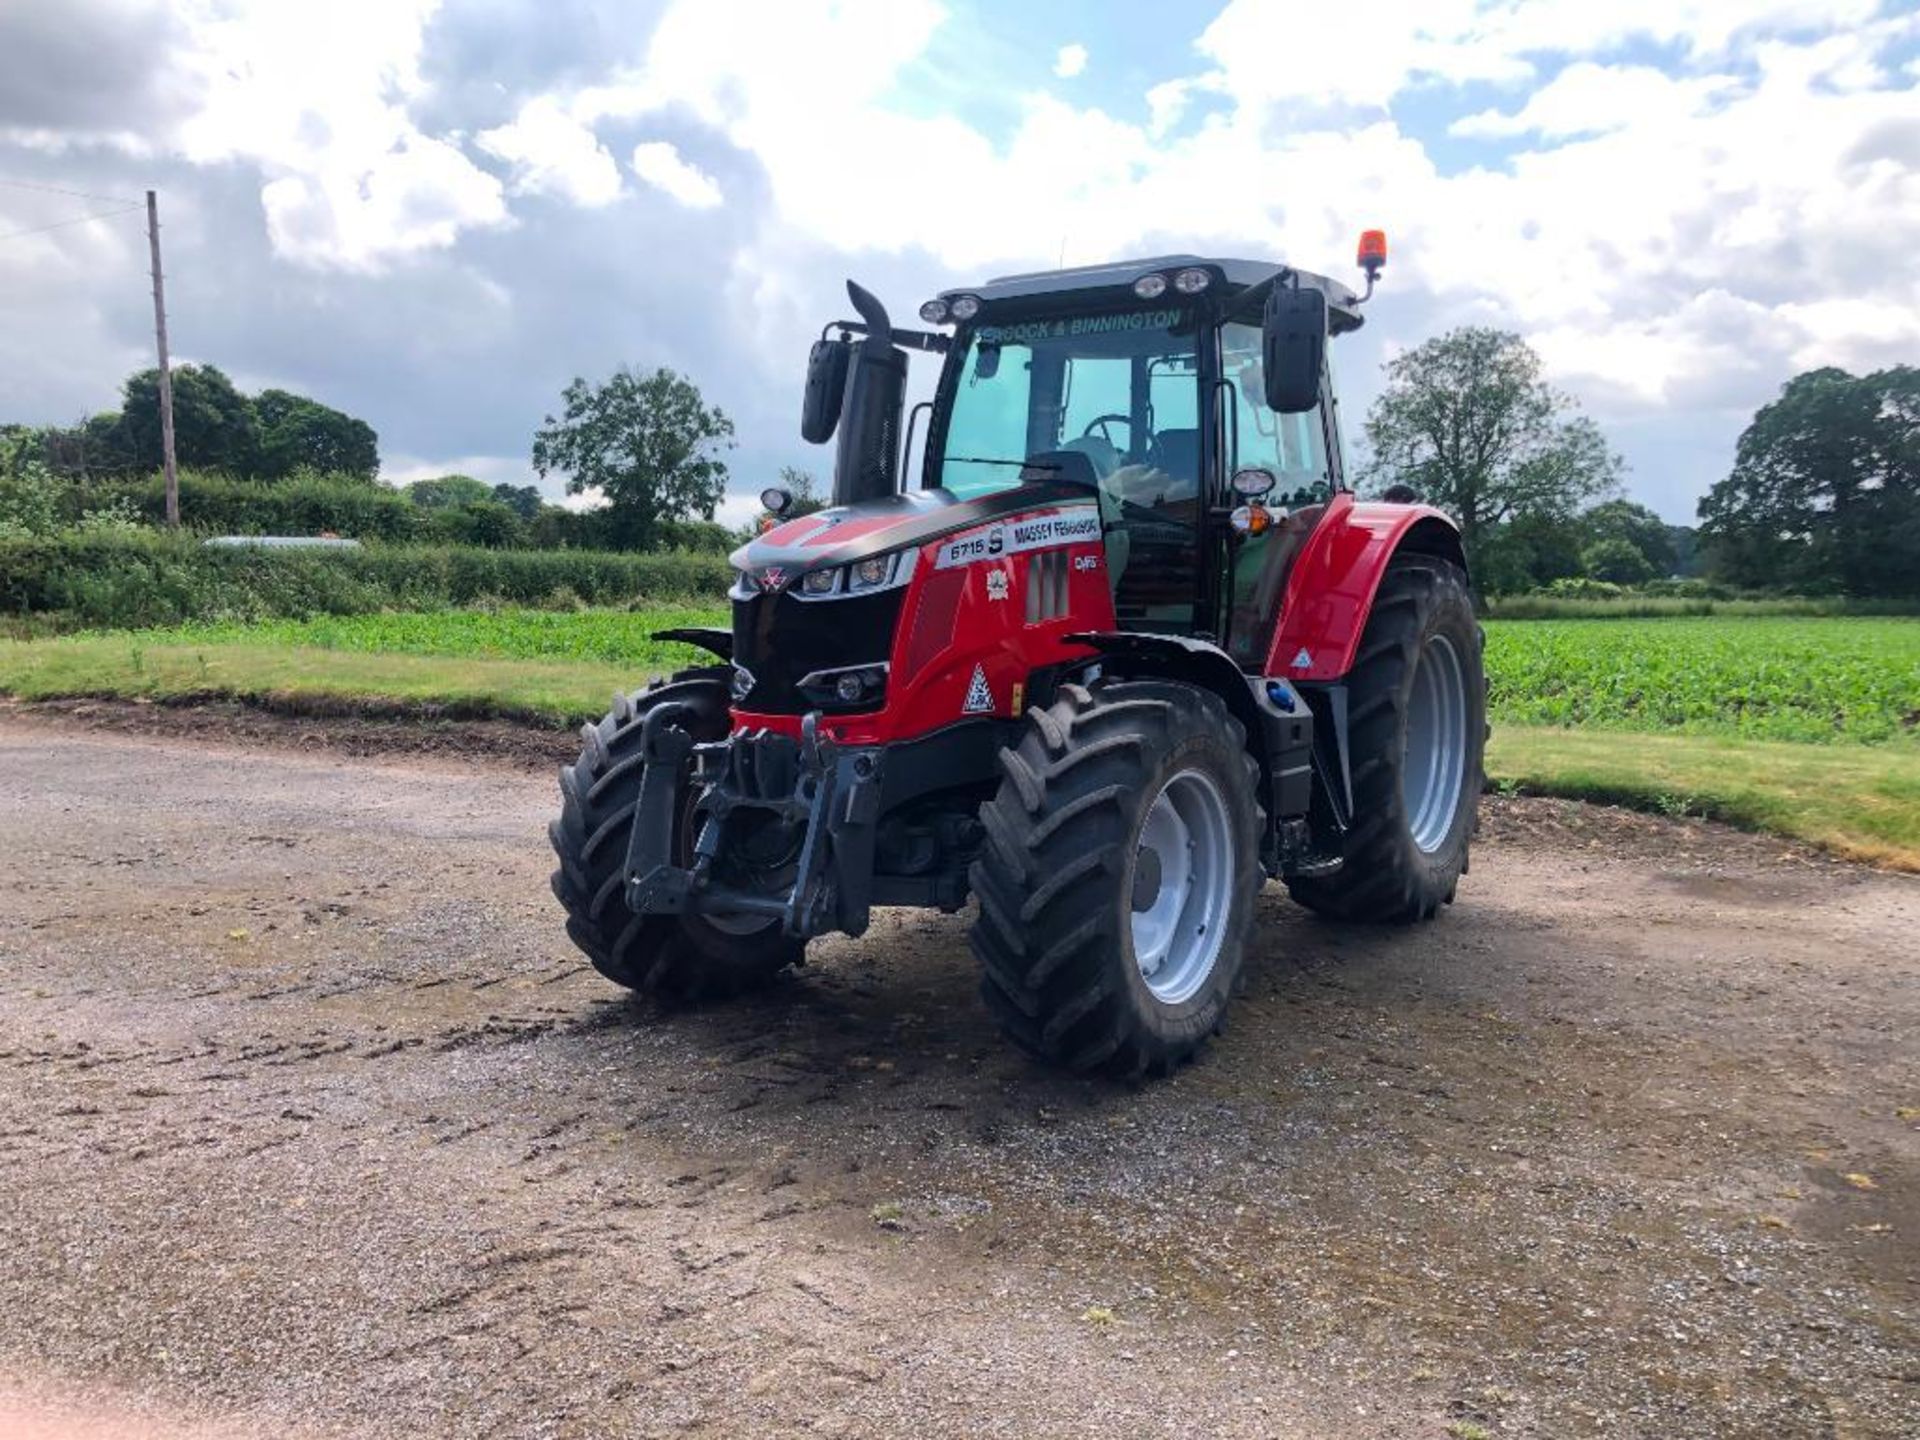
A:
[
  {"left": 405, "top": 474, "right": 495, "bottom": 509},
  {"left": 1581, "top": 536, "right": 1655, "bottom": 585},
  {"left": 491, "top": 482, "right": 544, "bottom": 519},
  {"left": 1580, "top": 499, "right": 1674, "bottom": 577},
  {"left": 532, "top": 367, "right": 733, "bottom": 550},
  {"left": 1362, "top": 327, "right": 1622, "bottom": 556},
  {"left": 121, "top": 363, "right": 257, "bottom": 474},
  {"left": 253, "top": 389, "right": 379, "bottom": 480},
  {"left": 1473, "top": 512, "right": 1587, "bottom": 595},
  {"left": 424, "top": 499, "right": 524, "bottom": 548},
  {"left": 1698, "top": 366, "right": 1920, "bottom": 596}
]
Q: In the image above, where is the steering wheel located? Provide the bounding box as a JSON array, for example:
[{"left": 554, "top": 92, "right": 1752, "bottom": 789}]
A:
[{"left": 1080, "top": 414, "right": 1133, "bottom": 450}]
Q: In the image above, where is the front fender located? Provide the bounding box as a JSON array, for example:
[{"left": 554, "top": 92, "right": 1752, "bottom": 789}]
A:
[{"left": 1263, "top": 495, "right": 1467, "bottom": 682}]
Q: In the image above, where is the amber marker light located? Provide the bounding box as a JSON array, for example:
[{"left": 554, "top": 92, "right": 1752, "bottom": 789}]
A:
[{"left": 1357, "top": 229, "right": 1388, "bottom": 276}]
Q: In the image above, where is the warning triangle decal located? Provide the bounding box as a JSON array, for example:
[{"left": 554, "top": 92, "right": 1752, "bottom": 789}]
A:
[
  {"left": 963, "top": 664, "right": 995, "bottom": 714},
  {"left": 1291, "top": 648, "right": 1313, "bottom": 669}
]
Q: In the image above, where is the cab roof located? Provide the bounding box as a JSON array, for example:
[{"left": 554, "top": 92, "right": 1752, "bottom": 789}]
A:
[{"left": 939, "top": 254, "right": 1365, "bottom": 333}]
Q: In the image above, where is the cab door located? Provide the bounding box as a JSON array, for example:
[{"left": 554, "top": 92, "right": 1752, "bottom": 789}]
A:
[{"left": 1217, "top": 320, "right": 1336, "bottom": 668}]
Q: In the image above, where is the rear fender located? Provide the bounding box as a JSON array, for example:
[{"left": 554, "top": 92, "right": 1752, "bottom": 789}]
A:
[{"left": 1264, "top": 494, "right": 1467, "bottom": 682}]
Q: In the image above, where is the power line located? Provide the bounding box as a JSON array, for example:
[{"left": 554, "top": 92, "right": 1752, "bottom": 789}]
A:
[
  {"left": 0, "top": 176, "right": 143, "bottom": 205},
  {"left": 0, "top": 203, "right": 145, "bottom": 244}
]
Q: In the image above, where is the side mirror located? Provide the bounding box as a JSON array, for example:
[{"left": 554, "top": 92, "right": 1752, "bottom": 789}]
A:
[
  {"left": 801, "top": 337, "right": 852, "bottom": 444},
  {"left": 1262, "top": 284, "right": 1326, "bottom": 415}
]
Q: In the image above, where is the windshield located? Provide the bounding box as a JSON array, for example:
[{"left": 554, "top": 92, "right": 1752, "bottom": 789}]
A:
[{"left": 934, "top": 308, "right": 1201, "bottom": 499}]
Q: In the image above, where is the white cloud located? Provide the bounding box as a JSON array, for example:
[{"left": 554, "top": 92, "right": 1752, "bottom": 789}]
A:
[
  {"left": 568, "top": 0, "right": 1920, "bottom": 512},
  {"left": 1053, "top": 43, "right": 1087, "bottom": 79},
  {"left": 1450, "top": 63, "right": 1738, "bottom": 139},
  {"left": 630, "top": 141, "right": 723, "bottom": 209},
  {"left": 477, "top": 97, "right": 623, "bottom": 207},
  {"left": 160, "top": 0, "right": 508, "bottom": 270}
]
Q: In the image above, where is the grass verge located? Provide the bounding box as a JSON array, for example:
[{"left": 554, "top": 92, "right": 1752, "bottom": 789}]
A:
[
  {"left": 0, "top": 636, "right": 686, "bottom": 726},
  {"left": 1486, "top": 727, "right": 1920, "bottom": 871},
  {"left": 3, "top": 624, "right": 1916, "bottom": 871}
]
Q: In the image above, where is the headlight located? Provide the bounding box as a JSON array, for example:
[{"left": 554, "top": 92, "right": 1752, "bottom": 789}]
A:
[
  {"left": 948, "top": 293, "right": 981, "bottom": 321},
  {"left": 798, "top": 663, "right": 888, "bottom": 711},
  {"left": 849, "top": 555, "right": 895, "bottom": 590},
  {"left": 1173, "top": 266, "right": 1212, "bottom": 294},
  {"left": 919, "top": 298, "right": 950, "bottom": 324},
  {"left": 787, "top": 550, "right": 912, "bottom": 600},
  {"left": 1133, "top": 273, "right": 1168, "bottom": 300}
]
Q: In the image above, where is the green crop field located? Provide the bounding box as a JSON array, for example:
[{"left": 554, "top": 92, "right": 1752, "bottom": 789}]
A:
[
  {"left": 2, "top": 608, "right": 1915, "bottom": 867},
  {"left": 1483, "top": 617, "right": 1920, "bottom": 745}
]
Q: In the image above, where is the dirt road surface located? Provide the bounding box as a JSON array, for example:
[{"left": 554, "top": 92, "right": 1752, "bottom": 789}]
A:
[{"left": 0, "top": 711, "right": 1914, "bottom": 1439}]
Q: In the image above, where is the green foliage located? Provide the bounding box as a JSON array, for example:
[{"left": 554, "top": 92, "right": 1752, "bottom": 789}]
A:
[
  {"left": 41, "top": 366, "right": 380, "bottom": 484},
  {"left": 1484, "top": 617, "right": 1920, "bottom": 743},
  {"left": 0, "top": 431, "right": 63, "bottom": 539},
  {"left": 85, "top": 470, "right": 420, "bottom": 540},
  {"left": 1580, "top": 536, "right": 1655, "bottom": 585},
  {"left": 120, "top": 363, "right": 258, "bottom": 473},
  {"left": 151, "top": 606, "right": 730, "bottom": 666},
  {"left": 405, "top": 474, "right": 495, "bottom": 509},
  {"left": 1363, "top": 327, "right": 1622, "bottom": 550},
  {"left": 1583, "top": 499, "right": 1675, "bottom": 575},
  {"left": 490, "top": 482, "right": 544, "bottom": 519},
  {"left": 0, "top": 530, "right": 731, "bottom": 630},
  {"left": 532, "top": 366, "right": 733, "bottom": 549},
  {"left": 1698, "top": 366, "right": 1920, "bottom": 597},
  {"left": 253, "top": 389, "right": 380, "bottom": 479},
  {"left": 420, "top": 499, "right": 525, "bottom": 548}
]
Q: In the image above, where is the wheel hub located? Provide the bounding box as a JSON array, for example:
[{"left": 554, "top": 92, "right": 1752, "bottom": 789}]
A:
[
  {"left": 1130, "top": 768, "right": 1233, "bottom": 1005},
  {"left": 1403, "top": 632, "right": 1468, "bottom": 855}
]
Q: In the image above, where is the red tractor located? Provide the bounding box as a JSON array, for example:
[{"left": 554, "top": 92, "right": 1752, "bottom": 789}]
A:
[{"left": 550, "top": 233, "right": 1485, "bottom": 1078}]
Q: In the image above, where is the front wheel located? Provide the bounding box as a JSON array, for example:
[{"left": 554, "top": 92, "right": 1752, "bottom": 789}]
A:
[
  {"left": 549, "top": 670, "right": 804, "bottom": 1002},
  {"left": 1287, "top": 555, "right": 1485, "bottom": 923},
  {"left": 969, "top": 680, "right": 1264, "bottom": 1079}
]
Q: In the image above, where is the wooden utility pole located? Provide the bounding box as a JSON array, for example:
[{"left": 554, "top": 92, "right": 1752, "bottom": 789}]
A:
[{"left": 145, "top": 189, "right": 179, "bottom": 528}]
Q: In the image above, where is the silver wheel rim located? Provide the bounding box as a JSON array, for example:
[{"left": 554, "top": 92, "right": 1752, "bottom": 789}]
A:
[
  {"left": 1130, "top": 768, "right": 1234, "bottom": 1005},
  {"left": 1404, "top": 632, "right": 1467, "bottom": 854}
]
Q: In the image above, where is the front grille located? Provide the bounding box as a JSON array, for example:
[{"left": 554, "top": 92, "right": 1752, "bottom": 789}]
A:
[{"left": 731, "top": 585, "right": 905, "bottom": 713}]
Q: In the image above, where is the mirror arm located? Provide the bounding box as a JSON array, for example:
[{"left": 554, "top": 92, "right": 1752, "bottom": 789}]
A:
[
  {"left": 819, "top": 320, "right": 949, "bottom": 354},
  {"left": 1225, "top": 266, "right": 1294, "bottom": 324}
]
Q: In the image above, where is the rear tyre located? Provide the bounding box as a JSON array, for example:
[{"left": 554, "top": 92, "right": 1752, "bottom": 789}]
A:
[
  {"left": 1288, "top": 555, "right": 1484, "bottom": 923},
  {"left": 969, "top": 681, "right": 1263, "bottom": 1079},
  {"left": 549, "top": 669, "right": 803, "bottom": 1002}
]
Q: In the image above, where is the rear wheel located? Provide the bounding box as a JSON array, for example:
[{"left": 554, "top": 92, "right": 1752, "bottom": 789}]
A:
[
  {"left": 969, "top": 680, "right": 1263, "bottom": 1079},
  {"left": 1288, "top": 555, "right": 1484, "bottom": 923},
  {"left": 549, "top": 669, "right": 803, "bottom": 1001}
]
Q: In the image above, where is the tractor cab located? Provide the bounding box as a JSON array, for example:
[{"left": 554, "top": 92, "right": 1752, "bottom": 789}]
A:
[{"left": 776, "top": 251, "right": 1374, "bottom": 680}]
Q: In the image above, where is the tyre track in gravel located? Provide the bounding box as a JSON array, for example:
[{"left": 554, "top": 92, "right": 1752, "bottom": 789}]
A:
[{"left": 0, "top": 713, "right": 1915, "bottom": 1439}]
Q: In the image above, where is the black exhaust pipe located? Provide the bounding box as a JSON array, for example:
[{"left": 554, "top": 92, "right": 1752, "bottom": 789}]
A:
[{"left": 832, "top": 280, "right": 907, "bottom": 509}]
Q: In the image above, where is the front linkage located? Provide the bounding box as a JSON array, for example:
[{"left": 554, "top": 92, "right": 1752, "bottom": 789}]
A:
[{"left": 623, "top": 710, "right": 886, "bottom": 940}]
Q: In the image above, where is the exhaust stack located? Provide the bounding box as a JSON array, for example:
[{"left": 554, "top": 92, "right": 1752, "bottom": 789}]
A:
[{"left": 832, "top": 280, "right": 907, "bottom": 509}]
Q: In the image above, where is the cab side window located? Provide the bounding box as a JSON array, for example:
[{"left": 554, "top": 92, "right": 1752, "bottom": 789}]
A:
[{"left": 1220, "top": 322, "right": 1329, "bottom": 501}]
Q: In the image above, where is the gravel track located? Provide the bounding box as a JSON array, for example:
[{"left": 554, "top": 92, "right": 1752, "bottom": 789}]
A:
[{"left": 0, "top": 710, "right": 1914, "bottom": 1438}]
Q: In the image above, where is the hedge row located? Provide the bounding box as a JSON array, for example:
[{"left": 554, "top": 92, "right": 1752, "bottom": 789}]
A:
[
  {"left": 0, "top": 531, "right": 732, "bottom": 630},
  {"left": 75, "top": 471, "right": 422, "bottom": 541}
]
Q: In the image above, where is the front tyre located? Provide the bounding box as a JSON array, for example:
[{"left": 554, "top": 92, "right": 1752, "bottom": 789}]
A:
[
  {"left": 549, "top": 669, "right": 803, "bottom": 1002},
  {"left": 1287, "top": 555, "right": 1485, "bottom": 923},
  {"left": 969, "top": 681, "right": 1263, "bottom": 1079}
]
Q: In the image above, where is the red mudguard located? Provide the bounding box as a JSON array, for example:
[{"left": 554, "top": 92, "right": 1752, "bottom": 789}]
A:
[{"left": 1263, "top": 493, "right": 1464, "bottom": 683}]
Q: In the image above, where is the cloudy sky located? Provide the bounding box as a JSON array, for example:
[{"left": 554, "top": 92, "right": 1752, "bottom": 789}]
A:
[{"left": 1, "top": 0, "right": 1916, "bottom": 526}]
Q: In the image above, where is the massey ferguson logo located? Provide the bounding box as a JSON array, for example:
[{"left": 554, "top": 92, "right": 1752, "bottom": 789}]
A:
[{"left": 759, "top": 566, "right": 786, "bottom": 592}]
